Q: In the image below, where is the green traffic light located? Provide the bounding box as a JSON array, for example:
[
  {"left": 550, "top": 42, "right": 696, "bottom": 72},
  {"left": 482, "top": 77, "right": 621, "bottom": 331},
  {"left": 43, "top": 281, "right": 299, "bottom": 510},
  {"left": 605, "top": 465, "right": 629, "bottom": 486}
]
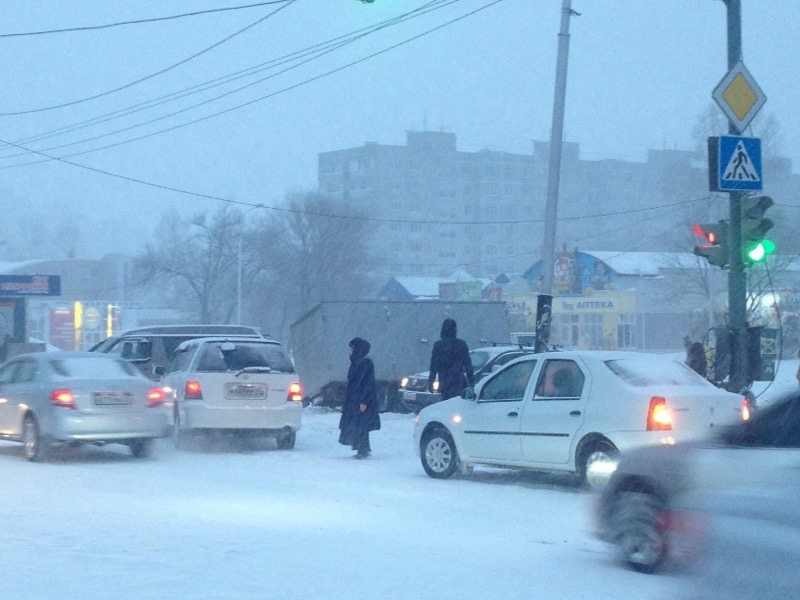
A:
[{"left": 745, "top": 239, "right": 776, "bottom": 262}]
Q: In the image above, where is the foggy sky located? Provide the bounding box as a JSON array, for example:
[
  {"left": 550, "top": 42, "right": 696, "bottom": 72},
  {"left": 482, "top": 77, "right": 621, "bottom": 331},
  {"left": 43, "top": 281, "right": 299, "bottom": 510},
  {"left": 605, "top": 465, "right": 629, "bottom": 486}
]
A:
[{"left": 0, "top": 0, "right": 797, "bottom": 261}]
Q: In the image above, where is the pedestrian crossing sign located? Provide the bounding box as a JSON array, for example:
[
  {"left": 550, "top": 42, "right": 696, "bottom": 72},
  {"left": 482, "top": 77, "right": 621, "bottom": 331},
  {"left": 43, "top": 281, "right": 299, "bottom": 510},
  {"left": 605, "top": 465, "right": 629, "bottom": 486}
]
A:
[{"left": 708, "top": 135, "right": 762, "bottom": 192}]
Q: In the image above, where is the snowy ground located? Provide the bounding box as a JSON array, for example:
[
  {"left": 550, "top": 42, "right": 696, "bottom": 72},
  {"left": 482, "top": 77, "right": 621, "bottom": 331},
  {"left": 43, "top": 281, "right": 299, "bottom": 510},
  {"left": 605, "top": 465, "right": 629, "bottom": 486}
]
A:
[
  {"left": 0, "top": 411, "right": 685, "bottom": 600},
  {"left": 2, "top": 358, "right": 797, "bottom": 600}
]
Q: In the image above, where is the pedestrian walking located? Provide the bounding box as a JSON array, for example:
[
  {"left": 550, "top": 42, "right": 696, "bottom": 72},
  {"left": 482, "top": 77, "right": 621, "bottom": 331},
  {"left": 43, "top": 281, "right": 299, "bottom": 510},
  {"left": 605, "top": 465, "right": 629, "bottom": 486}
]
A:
[
  {"left": 339, "top": 337, "right": 381, "bottom": 459},
  {"left": 428, "top": 318, "right": 475, "bottom": 400}
]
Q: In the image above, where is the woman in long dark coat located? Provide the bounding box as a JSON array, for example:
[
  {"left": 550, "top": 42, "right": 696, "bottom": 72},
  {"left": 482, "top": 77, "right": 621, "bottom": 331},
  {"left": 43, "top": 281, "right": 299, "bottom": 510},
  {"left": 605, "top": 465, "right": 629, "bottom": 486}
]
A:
[{"left": 339, "top": 337, "right": 381, "bottom": 459}]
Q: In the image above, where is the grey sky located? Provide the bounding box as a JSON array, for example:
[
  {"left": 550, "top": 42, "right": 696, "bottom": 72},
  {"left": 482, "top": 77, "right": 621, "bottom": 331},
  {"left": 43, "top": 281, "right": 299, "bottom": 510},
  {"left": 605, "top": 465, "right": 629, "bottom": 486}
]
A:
[{"left": 0, "top": 0, "right": 796, "bottom": 260}]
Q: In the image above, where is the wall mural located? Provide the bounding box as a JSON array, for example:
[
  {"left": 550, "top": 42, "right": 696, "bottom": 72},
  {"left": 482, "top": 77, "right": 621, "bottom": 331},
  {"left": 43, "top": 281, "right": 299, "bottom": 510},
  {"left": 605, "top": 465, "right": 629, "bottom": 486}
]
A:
[{"left": 522, "top": 250, "right": 617, "bottom": 295}]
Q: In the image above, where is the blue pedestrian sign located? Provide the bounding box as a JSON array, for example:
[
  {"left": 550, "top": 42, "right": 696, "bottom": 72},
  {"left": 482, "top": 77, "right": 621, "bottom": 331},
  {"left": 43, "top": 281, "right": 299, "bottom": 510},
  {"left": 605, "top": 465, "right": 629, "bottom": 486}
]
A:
[{"left": 708, "top": 135, "right": 762, "bottom": 192}]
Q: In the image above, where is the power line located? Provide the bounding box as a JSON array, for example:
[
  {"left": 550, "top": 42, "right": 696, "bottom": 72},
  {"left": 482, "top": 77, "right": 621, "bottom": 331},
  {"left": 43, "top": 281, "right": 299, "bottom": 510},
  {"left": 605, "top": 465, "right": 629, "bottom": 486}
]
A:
[
  {"left": 0, "top": 0, "right": 461, "bottom": 157},
  {"left": 0, "top": 135, "right": 708, "bottom": 232},
  {"left": 0, "top": 0, "right": 502, "bottom": 167},
  {"left": 0, "top": 0, "right": 297, "bottom": 116},
  {"left": 0, "top": 2, "right": 291, "bottom": 38}
]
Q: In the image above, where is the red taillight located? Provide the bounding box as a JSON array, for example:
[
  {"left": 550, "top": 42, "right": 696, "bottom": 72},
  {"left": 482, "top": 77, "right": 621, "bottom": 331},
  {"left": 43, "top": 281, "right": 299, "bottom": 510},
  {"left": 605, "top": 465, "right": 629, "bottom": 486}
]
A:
[
  {"left": 146, "top": 387, "right": 166, "bottom": 408},
  {"left": 741, "top": 398, "right": 751, "bottom": 421},
  {"left": 51, "top": 388, "right": 76, "bottom": 409},
  {"left": 287, "top": 382, "right": 303, "bottom": 402},
  {"left": 646, "top": 396, "right": 672, "bottom": 431},
  {"left": 184, "top": 380, "right": 203, "bottom": 400}
]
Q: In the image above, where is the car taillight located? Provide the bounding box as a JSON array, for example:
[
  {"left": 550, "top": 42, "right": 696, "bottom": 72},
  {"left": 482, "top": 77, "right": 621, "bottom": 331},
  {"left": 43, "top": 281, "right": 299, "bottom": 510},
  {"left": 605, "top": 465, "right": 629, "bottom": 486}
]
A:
[
  {"left": 741, "top": 398, "right": 751, "bottom": 421},
  {"left": 146, "top": 387, "right": 166, "bottom": 408},
  {"left": 646, "top": 396, "right": 672, "bottom": 431},
  {"left": 184, "top": 380, "right": 203, "bottom": 400},
  {"left": 51, "top": 388, "right": 76, "bottom": 409},
  {"left": 287, "top": 382, "right": 303, "bottom": 402}
]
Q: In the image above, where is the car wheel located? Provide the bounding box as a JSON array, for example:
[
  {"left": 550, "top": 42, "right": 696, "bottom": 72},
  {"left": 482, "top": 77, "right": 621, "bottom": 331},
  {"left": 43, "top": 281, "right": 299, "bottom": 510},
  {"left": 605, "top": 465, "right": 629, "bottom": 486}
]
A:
[
  {"left": 610, "top": 491, "right": 667, "bottom": 574},
  {"left": 578, "top": 438, "right": 619, "bottom": 490},
  {"left": 276, "top": 428, "right": 296, "bottom": 450},
  {"left": 421, "top": 427, "right": 459, "bottom": 479},
  {"left": 129, "top": 438, "right": 154, "bottom": 458},
  {"left": 22, "top": 415, "right": 49, "bottom": 462}
]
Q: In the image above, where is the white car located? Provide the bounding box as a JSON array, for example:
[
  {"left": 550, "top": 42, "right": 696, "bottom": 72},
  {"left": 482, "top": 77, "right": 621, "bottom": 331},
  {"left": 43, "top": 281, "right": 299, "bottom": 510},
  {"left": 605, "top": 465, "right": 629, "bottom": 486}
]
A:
[
  {"left": 414, "top": 350, "right": 749, "bottom": 488},
  {"left": 162, "top": 337, "right": 303, "bottom": 449}
]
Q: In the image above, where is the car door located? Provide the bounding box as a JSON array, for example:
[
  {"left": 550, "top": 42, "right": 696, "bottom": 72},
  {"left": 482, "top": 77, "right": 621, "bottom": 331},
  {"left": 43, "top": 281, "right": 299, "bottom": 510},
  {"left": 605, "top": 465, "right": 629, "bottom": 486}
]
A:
[
  {"left": 459, "top": 358, "right": 537, "bottom": 462},
  {"left": 519, "top": 358, "right": 588, "bottom": 465},
  {"left": 0, "top": 359, "right": 40, "bottom": 437},
  {"left": 0, "top": 360, "right": 21, "bottom": 434}
]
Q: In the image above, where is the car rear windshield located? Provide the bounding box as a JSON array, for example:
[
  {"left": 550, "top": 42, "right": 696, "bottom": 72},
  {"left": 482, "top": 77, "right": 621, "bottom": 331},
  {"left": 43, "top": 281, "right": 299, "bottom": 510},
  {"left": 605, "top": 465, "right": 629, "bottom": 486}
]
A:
[
  {"left": 196, "top": 342, "right": 294, "bottom": 373},
  {"left": 605, "top": 359, "right": 707, "bottom": 387},
  {"left": 49, "top": 357, "right": 140, "bottom": 379}
]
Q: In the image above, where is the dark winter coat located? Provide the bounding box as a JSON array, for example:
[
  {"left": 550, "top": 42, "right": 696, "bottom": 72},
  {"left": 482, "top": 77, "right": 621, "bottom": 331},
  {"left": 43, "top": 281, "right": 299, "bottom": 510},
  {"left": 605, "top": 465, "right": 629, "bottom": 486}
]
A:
[
  {"left": 339, "top": 337, "right": 381, "bottom": 445},
  {"left": 686, "top": 342, "right": 707, "bottom": 377},
  {"left": 428, "top": 318, "right": 475, "bottom": 400}
]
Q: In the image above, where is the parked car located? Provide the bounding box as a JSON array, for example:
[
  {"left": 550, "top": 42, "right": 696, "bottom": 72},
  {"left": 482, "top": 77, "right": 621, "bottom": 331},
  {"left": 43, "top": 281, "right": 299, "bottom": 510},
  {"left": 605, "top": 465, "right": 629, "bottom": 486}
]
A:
[
  {"left": 594, "top": 389, "right": 800, "bottom": 576},
  {"left": 90, "top": 324, "right": 265, "bottom": 380},
  {"left": 161, "top": 336, "right": 303, "bottom": 449},
  {"left": 0, "top": 351, "right": 169, "bottom": 461},
  {"left": 414, "top": 350, "right": 749, "bottom": 489},
  {"left": 400, "top": 344, "right": 535, "bottom": 412}
]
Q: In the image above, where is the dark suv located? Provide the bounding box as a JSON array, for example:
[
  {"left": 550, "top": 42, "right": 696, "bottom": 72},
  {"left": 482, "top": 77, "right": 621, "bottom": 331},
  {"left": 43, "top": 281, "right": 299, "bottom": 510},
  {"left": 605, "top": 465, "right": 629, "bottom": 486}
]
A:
[
  {"left": 400, "top": 345, "right": 535, "bottom": 413},
  {"left": 89, "top": 324, "right": 265, "bottom": 380}
]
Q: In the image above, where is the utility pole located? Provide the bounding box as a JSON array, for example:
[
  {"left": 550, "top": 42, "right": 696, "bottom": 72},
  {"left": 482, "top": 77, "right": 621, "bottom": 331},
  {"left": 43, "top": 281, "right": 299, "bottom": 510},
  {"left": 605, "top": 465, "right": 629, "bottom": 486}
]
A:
[
  {"left": 535, "top": 0, "right": 577, "bottom": 353},
  {"left": 723, "top": 0, "right": 749, "bottom": 392}
]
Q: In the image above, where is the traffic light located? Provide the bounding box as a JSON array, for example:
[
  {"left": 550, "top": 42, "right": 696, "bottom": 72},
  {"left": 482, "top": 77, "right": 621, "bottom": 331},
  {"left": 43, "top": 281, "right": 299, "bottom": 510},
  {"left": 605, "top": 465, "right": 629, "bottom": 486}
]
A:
[
  {"left": 692, "top": 221, "right": 729, "bottom": 268},
  {"left": 741, "top": 195, "right": 775, "bottom": 263}
]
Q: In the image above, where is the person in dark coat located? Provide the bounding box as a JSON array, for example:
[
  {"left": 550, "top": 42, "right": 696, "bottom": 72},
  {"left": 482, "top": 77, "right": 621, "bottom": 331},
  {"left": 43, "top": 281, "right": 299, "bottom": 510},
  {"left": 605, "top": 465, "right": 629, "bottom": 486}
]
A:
[
  {"left": 686, "top": 341, "right": 707, "bottom": 377},
  {"left": 339, "top": 337, "right": 381, "bottom": 459},
  {"left": 428, "top": 318, "right": 475, "bottom": 400}
]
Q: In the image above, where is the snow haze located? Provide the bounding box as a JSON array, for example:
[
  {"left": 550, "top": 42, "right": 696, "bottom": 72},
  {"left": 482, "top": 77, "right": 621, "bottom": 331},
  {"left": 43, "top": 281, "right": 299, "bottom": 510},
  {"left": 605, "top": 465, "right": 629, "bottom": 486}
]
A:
[{"left": 0, "top": 0, "right": 798, "bottom": 260}]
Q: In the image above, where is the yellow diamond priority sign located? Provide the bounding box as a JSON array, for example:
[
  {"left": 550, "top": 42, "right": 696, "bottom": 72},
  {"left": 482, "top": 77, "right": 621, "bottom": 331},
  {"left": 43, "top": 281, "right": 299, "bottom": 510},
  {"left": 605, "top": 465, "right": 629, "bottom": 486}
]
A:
[{"left": 713, "top": 61, "right": 766, "bottom": 133}]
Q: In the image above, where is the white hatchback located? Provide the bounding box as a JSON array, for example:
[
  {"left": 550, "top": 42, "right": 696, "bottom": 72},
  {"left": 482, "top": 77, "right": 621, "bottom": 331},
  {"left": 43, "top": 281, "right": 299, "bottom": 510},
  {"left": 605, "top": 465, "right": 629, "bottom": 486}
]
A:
[
  {"left": 162, "top": 337, "right": 303, "bottom": 449},
  {"left": 414, "top": 350, "right": 749, "bottom": 488}
]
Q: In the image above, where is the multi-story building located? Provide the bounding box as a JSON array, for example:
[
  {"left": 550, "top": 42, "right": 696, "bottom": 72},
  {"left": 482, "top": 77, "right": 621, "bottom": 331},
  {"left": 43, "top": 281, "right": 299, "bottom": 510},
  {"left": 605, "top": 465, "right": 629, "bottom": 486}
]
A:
[{"left": 317, "top": 131, "right": 720, "bottom": 277}]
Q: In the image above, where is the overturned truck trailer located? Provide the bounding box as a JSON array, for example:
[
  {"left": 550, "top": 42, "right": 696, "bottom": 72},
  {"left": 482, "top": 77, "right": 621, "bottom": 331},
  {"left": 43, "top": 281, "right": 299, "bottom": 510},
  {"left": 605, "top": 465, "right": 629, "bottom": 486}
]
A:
[{"left": 290, "top": 300, "right": 511, "bottom": 412}]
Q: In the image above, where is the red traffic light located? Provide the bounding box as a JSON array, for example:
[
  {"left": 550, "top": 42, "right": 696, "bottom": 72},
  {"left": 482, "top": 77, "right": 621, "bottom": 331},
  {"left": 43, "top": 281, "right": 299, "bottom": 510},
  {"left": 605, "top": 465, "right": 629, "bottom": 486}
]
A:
[{"left": 693, "top": 223, "right": 717, "bottom": 244}]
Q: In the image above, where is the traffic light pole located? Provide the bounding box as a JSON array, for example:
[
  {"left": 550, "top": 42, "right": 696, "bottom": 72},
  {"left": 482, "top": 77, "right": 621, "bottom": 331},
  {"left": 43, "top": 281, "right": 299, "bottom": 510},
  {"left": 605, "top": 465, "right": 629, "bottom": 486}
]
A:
[{"left": 724, "top": 0, "right": 749, "bottom": 392}]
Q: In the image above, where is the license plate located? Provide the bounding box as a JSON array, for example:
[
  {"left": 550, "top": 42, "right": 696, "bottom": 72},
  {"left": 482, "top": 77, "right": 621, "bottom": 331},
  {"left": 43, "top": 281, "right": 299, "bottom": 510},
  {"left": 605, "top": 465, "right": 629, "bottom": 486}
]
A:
[
  {"left": 403, "top": 391, "right": 416, "bottom": 401},
  {"left": 225, "top": 383, "right": 267, "bottom": 400},
  {"left": 94, "top": 392, "right": 133, "bottom": 405}
]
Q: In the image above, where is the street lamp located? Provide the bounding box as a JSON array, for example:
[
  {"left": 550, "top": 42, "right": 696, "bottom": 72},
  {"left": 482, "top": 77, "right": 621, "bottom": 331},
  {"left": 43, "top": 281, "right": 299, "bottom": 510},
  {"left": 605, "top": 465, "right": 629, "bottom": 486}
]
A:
[{"left": 237, "top": 204, "right": 264, "bottom": 325}]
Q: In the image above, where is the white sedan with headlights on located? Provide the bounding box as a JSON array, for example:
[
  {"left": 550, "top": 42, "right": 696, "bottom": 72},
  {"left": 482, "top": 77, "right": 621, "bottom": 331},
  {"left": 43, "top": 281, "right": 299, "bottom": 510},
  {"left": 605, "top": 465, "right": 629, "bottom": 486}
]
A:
[
  {"left": 414, "top": 351, "right": 749, "bottom": 489},
  {"left": 161, "top": 337, "right": 303, "bottom": 450}
]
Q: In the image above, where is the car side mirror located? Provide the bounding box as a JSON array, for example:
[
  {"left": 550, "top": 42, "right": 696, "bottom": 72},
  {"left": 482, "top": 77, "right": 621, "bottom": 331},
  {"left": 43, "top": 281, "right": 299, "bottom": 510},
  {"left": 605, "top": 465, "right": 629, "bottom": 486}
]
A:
[
  {"left": 462, "top": 386, "right": 476, "bottom": 400},
  {"left": 153, "top": 365, "right": 166, "bottom": 377}
]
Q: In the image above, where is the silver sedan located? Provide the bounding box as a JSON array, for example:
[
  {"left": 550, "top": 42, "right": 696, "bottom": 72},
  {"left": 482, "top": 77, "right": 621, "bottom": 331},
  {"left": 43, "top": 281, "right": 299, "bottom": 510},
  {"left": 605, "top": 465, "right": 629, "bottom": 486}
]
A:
[{"left": 0, "top": 351, "right": 169, "bottom": 461}]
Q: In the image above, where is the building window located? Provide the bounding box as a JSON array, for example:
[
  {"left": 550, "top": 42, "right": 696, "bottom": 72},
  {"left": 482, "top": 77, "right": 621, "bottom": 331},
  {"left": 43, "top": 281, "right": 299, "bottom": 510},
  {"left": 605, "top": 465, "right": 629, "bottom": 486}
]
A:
[
  {"left": 581, "top": 314, "right": 604, "bottom": 348},
  {"left": 617, "top": 313, "right": 636, "bottom": 348},
  {"left": 554, "top": 314, "right": 580, "bottom": 347}
]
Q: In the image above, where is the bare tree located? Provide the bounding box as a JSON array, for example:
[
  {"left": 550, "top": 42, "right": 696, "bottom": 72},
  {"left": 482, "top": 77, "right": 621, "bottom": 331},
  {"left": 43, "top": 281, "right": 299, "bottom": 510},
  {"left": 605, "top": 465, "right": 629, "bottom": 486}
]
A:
[
  {"left": 135, "top": 206, "right": 243, "bottom": 323},
  {"left": 249, "top": 191, "right": 380, "bottom": 339}
]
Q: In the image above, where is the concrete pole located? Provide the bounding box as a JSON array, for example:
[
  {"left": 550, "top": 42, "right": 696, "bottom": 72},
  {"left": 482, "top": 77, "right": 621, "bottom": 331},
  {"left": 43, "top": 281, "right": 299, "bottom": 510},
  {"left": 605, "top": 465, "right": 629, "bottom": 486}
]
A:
[{"left": 535, "top": 0, "right": 576, "bottom": 352}]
